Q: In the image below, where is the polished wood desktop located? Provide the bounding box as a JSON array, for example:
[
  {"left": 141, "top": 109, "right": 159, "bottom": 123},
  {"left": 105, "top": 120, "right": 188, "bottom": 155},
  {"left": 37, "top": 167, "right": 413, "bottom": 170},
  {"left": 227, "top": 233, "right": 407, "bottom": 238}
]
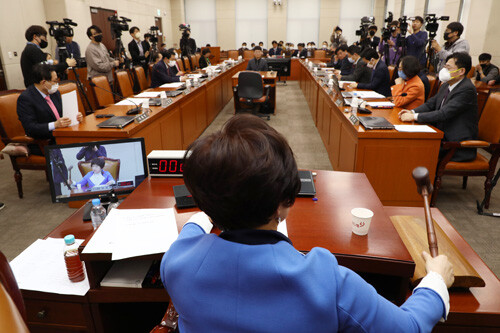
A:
[
  {"left": 231, "top": 71, "right": 278, "bottom": 113},
  {"left": 20, "top": 171, "right": 500, "bottom": 332},
  {"left": 55, "top": 61, "right": 247, "bottom": 153},
  {"left": 299, "top": 60, "right": 444, "bottom": 207}
]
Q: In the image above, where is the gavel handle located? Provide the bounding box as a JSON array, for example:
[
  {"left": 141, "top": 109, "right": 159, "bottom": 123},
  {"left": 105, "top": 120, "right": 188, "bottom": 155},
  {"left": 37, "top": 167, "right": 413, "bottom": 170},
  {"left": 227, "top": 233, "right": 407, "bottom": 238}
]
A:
[{"left": 422, "top": 188, "right": 439, "bottom": 257}]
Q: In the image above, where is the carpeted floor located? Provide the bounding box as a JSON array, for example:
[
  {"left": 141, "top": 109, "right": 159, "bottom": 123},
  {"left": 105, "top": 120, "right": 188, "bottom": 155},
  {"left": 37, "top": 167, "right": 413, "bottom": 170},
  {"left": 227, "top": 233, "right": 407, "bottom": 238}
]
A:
[{"left": 1, "top": 81, "right": 498, "bottom": 278}]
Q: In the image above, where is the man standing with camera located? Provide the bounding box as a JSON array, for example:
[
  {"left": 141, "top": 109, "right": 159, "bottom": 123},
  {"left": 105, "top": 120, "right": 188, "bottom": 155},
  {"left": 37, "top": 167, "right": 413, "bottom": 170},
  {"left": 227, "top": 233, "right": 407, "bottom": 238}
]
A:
[
  {"left": 128, "top": 26, "right": 150, "bottom": 71},
  {"left": 406, "top": 16, "right": 428, "bottom": 66},
  {"left": 432, "top": 22, "right": 469, "bottom": 72},
  {"left": 180, "top": 25, "right": 196, "bottom": 58},
  {"left": 21, "top": 25, "right": 77, "bottom": 88},
  {"left": 378, "top": 21, "right": 402, "bottom": 66},
  {"left": 85, "top": 25, "right": 119, "bottom": 85}
]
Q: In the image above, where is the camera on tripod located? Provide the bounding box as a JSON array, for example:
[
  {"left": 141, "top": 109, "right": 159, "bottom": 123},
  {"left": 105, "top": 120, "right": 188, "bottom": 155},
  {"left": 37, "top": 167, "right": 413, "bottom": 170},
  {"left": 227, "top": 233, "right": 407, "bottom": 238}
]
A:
[
  {"left": 425, "top": 14, "right": 449, "bottom": 40},
  {"left": 148, "top": 26, "right": 161, "bottom": 44},
  {"left": 179, "top": 23, "right": 191, "bottom": 38},
  {"left": 381, "top": 12, "right": 394, "bottom": 42},
  {"left": 355, "top": 16, "right": 375, "bottom": 38},
  {"left": 108, "top": 14, "right": 131, "bottom": 39},
  {"left": 46, "top": 18, "right": 76, "bottom": 45}
]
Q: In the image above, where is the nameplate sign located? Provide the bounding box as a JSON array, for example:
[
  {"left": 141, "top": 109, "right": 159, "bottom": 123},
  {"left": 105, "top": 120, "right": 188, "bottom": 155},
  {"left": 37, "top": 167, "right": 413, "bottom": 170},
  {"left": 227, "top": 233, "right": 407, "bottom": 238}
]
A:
[{"left": 349, "top": 114, "right": 359, "bottom": 125}]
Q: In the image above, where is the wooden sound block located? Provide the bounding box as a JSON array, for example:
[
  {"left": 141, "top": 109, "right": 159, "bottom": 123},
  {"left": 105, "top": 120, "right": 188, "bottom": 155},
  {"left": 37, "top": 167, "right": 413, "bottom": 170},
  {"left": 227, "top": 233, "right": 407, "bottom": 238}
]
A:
[{"left": 391, "top": 215, "right": 485, "bottom": 288}]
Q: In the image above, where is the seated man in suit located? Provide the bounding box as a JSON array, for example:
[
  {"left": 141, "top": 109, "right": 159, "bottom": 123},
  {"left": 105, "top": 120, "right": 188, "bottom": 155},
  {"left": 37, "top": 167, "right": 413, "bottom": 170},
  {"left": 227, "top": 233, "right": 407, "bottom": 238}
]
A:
[
  {"left": 128, "top": 26, "right": 150, "bottom": 69},
  {"left": 238, "top": 42, "right": 248, "bottom": 56},
  {"left": 339, "top": 45, "right": 371, "bottom": 84},
  {"left": 17, "top": 64, "right": 83, "bottom": 156},
  {"left": 292, "top": 43, "right": 308, "bottom": 58},
  {"left": 323, "top": 45, "right": 354, "bottom": 76},
  {"left": 199, "top": 48, "right": 212, "bottom": 69},
  {"left": 399, "top": 52, "right": 478, "bottom": 162},
  {"left": 350, "top": 48, "right": 391, "bottom": 97},
  {"left": 246, "top": 47, "right": 268, "bottom": 71},
  {"left": 151, "top": 50, "right": 187, "bottom": 88},
  {"left": 268, "top": 41, "right": 283, "bottom": 57},
  {"left": 258, "top": 42, "right": 268, "bottom": 57}
]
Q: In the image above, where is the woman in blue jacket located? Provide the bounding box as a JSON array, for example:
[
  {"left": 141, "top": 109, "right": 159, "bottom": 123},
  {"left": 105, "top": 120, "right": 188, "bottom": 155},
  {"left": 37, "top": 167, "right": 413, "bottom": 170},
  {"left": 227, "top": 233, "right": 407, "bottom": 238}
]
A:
[
  {"left": 161, "top": 114, "right": 454, "bottom": 332},
  {"left": 76, "top": 157, "right": 115, "bottom": 189}
]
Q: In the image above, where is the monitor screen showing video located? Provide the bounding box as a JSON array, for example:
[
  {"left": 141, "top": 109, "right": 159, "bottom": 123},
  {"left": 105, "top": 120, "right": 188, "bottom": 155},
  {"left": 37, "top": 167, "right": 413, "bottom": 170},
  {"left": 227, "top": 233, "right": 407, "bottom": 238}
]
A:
[{"left": 45, "top": 138, "right": 148, "bottom": 203}]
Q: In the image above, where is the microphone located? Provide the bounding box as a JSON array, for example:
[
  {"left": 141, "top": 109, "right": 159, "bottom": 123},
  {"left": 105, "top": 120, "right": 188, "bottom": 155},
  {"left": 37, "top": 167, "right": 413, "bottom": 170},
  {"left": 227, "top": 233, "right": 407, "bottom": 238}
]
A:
[{"left": 89, "top": 82, "right": 141, "bottom": 115}]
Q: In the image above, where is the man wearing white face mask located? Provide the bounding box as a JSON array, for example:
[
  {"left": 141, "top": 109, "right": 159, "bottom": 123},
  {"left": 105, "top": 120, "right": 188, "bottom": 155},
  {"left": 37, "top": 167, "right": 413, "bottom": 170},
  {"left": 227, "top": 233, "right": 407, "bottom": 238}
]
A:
[
  {"left": 17, "top": 64, "right": 83, "bottom": 155},
  {"left": 128, "top": 26, "right": 151, "bottom": 68},
  {"left": 151, "top": 49, "right": 187, "bottom": 88},
  {"left": 399, "top": 52, "right": 478, "bottom": 162}
]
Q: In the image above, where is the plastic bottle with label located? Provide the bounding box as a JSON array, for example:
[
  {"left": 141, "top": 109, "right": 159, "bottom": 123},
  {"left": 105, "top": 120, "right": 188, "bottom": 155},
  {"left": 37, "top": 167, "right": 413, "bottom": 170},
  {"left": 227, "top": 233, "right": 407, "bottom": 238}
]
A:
[
  {"left": 90, "top": 198, "right": 106, "bottom": 230},
  {"left": 64, "top": 234, "right": 85, "bottom": 283},
  {"left": 351, "top": 93, "right": 359, "bottom": 116}
]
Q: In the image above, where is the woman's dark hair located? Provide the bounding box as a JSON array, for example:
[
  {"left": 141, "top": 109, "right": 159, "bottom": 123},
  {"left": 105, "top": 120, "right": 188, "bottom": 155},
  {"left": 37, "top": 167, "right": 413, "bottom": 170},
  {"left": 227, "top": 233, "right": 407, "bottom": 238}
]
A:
[
  {"left": 25, "top": 25, "right": 47, "bottom": 41},
  {"left": 183, "top": 114, "right": 301, "bottom": 231},
  {"left": 90, "top": 158, "right": 105, "bottom": 169},
  {"left": 400, "top": 55, "right": 421, "bottom": 79}
]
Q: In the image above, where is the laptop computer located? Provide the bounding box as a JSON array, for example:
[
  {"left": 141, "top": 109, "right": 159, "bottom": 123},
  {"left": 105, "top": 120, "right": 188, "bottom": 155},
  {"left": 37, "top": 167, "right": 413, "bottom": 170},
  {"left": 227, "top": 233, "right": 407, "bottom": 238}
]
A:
[
  {"left": 358, "top": 117, "right": 395, "bottom": 130},
  {"left": 97, "top": 116, "right": 136, "bottom": 129},
  {"left": 298, "top": 170, "right": 316, "bottom": 196}
]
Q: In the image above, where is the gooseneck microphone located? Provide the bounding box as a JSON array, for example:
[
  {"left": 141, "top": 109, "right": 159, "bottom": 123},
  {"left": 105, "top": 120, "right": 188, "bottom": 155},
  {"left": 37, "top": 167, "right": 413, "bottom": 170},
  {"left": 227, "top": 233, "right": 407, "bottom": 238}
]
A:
[{"left": 89, "top": 82, "right": 141, "bottom": 115}]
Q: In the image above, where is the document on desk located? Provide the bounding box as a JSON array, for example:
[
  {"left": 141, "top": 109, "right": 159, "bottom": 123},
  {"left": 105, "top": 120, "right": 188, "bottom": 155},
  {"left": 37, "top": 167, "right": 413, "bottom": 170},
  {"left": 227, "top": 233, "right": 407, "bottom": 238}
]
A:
[
  {"left": 135, "top": 92, "right": 161, "bottom": 98},
  {"left": 354, "top": 91, "right": 386, "bottom": 99},
  {"left": 62, "top": 90, "right": 80, "bottom": 126},
  {"left": 187, "top": 74, "right": 203, "bottom": 79},
  {"left": 366, "top": 101, "right": 395, "bottom": 108},
  {"left": 10, "top": 238, "right": 90, "bottom": 296},
  {"left": 394, "top": 125, "right": 437, "bottom": 133},
  {"left": 160, "top": 82, "right": 184, "bottom": 88},
  {"left": 115, "top": 98, "right": 149, "bottom": 106}
]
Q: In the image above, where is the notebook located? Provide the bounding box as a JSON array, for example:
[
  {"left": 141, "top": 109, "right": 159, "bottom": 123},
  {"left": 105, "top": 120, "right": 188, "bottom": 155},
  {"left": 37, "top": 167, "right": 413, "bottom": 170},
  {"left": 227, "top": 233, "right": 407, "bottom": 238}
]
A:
[{"left": 358, "top": 117, "right": 395, "bottom": 130}]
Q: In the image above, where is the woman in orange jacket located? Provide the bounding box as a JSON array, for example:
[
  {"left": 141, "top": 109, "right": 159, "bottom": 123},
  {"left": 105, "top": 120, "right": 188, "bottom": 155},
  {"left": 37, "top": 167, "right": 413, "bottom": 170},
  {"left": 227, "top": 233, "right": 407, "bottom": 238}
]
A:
[{"left": 391, "top": 56, "right": 425, "bottom": 110}]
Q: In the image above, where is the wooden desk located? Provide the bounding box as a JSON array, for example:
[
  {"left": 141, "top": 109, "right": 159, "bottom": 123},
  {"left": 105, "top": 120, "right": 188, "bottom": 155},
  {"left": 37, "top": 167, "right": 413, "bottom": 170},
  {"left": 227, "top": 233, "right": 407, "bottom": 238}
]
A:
[
  {"left": 299, "top": 60, "right": 444, "bottom": 206},
  {"left": 55, "top": 61, "right": 247, "bottom": 153},
  {"left": 385, "top": 206, "right": 500, "bottom": 332},
  {"left": 231, "top": 71, "right": 277, "bottom": 113}
]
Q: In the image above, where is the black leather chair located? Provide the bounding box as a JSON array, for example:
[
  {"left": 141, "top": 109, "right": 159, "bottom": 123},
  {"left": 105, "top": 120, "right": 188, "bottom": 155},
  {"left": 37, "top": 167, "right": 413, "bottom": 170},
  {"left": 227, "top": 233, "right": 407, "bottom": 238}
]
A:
[{"left": 236, "top": 71, "right": 271, "bottom": 120}]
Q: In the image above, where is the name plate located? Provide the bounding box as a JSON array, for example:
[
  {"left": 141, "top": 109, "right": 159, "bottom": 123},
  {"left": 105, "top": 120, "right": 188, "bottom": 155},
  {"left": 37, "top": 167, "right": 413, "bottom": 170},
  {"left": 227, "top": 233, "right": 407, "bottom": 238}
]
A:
[
  {"left": 349, "top": 114, "right": 359, "bottom": 125},
  {"left": 335, "top": 97, "right": 343, "bottom": 107}
]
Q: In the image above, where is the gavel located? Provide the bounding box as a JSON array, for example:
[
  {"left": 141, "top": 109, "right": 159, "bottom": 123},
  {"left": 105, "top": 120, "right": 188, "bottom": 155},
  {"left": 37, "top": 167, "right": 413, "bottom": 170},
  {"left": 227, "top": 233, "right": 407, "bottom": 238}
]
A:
[{"left": 412, "top": 167, "right": 439, "bottom": 257}]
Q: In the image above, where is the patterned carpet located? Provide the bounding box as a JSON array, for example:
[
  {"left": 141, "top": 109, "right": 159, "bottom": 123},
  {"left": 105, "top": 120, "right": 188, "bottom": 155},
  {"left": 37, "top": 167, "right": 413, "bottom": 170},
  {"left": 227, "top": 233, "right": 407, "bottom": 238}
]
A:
[{"left": 0, "top": 81, "right": 498, "bottom": 278}]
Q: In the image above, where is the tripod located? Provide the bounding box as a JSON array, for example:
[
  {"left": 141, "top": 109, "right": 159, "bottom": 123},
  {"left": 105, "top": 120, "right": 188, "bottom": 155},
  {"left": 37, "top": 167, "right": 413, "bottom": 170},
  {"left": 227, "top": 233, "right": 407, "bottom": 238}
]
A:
[
  {"left": 476, "top": 168, "right": 500, "bottom": 218},
  {"left": 425, "top": 38, "right": 436, "bottom": 72}
]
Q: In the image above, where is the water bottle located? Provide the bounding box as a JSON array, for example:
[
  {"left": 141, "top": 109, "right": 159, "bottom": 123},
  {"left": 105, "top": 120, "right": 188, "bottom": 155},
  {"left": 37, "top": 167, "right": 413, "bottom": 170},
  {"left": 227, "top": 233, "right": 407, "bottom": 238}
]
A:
[
  {"left": 185, "top": 79, "right": 192, "bottom": 90},
  {"left": 90, "top": 198, "right": 106, "bottom": 230},
  {"left": 107, "top": 196, "right": 120, "bottom": 214},
  {"left": 64, "top": 234, "right": 85, "bottom": 282},
  {"left": 160, "top": 91, "right": 168, "bottom": 107},
  {"left": 351, "top": 93, "right": 359, "bottom": 116}
]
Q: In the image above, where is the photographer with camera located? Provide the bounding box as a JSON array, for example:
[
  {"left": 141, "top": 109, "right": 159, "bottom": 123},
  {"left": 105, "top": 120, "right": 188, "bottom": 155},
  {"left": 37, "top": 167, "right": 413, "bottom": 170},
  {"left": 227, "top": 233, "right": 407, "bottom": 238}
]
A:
[
  {"left": 55, "top": 36, "right": 80, "bottom": 62},
  {"left": 431, "top": 22, "right": 469, "bottom": 72},
  {"left": 20, "top": 25, "right": 77, "bottom": 88},
  {"left": 330, "top": 26, "right": 347, "bottom": 49},
  {"left": 379, "top": 20, "right": 402, "bottom": 66},
  {"left": 128, "top": 26, "right": 150, "bottom": 70},
  {"left": 85, "top": 25, "right": 119, "bottom": 85},
  {"left": 179, "top": 24, "right": 197, "bottom": 58},
  {"left": 406, "top": 16, "right": 428, "bottom": 66}
]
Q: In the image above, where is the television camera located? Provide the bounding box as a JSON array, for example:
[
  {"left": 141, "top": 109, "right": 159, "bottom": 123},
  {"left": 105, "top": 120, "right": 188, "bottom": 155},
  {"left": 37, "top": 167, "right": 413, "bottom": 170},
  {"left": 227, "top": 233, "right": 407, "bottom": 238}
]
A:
[
  {"left": 355, "top": 16, "right": 375, "bottom": 39},
  {"left": 424, "top": 14, "right": 450, "bottom": 40}
]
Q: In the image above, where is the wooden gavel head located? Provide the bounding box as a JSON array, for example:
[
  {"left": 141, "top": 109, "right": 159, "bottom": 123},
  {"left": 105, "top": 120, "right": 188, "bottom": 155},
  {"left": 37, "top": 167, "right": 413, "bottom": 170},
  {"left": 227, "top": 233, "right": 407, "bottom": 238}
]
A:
[{"left": 412, "top": 166, "right": 433, "bottom": 196}]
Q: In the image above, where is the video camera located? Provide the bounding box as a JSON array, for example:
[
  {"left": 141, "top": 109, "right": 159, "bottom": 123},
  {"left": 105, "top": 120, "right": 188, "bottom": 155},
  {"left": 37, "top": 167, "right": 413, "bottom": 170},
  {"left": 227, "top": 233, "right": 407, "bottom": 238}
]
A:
[
  {"left": 179, "top": 23, "right": 191, "bottom": 39},
  {"left": 148, "top": 26, "right": 161, "bottom": 44},
  {"left": 381, "top": 12, "right": 394, "bottom": 42},
  {"left": 425, "top": 14, "right": 449, "bottom": 40},
  {"left": 355, "top": 16, "right": 375, "bottom": 39},
  {"left": 46, "top": 18, "right": 76, "bottom": 46},
  {"left": 108, "top": 14, "right": 131, "bottom": 39}
]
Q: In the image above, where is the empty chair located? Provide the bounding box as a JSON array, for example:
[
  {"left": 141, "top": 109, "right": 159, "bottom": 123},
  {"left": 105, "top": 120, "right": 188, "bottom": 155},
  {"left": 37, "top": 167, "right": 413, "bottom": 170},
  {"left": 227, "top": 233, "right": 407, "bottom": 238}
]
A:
[
  {"left": 133, "top": 66, "right": 149, "bottom": 91},
  {"left": 313, "top": 50, "right": 326, "bottom": 58},
  {"left": 236, "top": 71, "right": 271, "bottom": 120},
  {"left": 0, "top": 251, "right": 28, "bottom": 332},
  {"left": 426, "top": 74, "right": 438, "bottom": 100},
  {"left": 191, "top": 55, "right": 198, "bottom": 69},
  {"left": 195, "top": 54, "right": 201, "bottom": 68},
  {"left": 176, "top": 58, "right": 184, "bottom": 72},
  {"left": 183, "top": 57, "right": 191, "bottom": 72},
  {"left": 227, "top": 50, "right": 239, "bottom": 60},
  {"left": 90, "top": 76, "right": 115, "bottom": 108},
  {"left": 243, "top": 50, "right": 254, "bottom": 60},
  {"left": 115, "top": 70, "right": 134, "bottom": 98}
]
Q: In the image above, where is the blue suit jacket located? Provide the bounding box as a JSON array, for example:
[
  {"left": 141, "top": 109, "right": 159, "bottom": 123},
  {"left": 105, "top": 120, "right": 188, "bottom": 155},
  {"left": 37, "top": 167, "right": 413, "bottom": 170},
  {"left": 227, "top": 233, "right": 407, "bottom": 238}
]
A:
[
  {"left": 326, "top": 57, "right": 354, "bottom": 76},
  {"left": 17, "top": 85, "right": 63, "bottom": 140},
  {"left": 161, "top": 223, "right": 445, "bottom": 332},
  {"left": 268, "top": 47, "right": 283, "bottom": 56},
  {"left": 151, "top": 60, "right": 180, "bottom": 88},
  {"left": 358, "top": 60, "right": 392, "bottom": 97}
]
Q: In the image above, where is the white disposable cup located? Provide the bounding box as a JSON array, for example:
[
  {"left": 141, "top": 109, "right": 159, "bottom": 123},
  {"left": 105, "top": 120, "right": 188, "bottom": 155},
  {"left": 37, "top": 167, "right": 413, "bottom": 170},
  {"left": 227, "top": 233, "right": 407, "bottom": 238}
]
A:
[
  {"left": 77, "top": 184, "right": 82, "bottom": 191},
  {"left": 351, "top": 208, "right": 374, "bottom": 236}
]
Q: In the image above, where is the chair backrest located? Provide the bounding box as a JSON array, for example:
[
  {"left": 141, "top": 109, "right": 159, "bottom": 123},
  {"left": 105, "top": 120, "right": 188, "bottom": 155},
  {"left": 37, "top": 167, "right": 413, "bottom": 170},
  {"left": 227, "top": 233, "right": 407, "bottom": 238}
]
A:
[
  {"left": 467, "top": 67, "right": 475, "bottom": 79},
  {"left": 148, "top": 63, "right": 154, "bottom": 87},
  {"left": 243, "top": 50, "right": 254, "bottom": 60},
  {"left": 388, "top": 65, "right": 396, "bottom": 82},
  {"left": 183, "top": 57, "right": 191, "bottom": 72},
  {"left": 0, "top": 251, "right": 26, "bottom": 321},
  {"left": 115, "top": 70, "right": 134, "bottom": 98},
  {"left": 0, "top": 93, "right": 25, "bottom": 144},
  {"left": 426, "top": 74, "right": 437, "bottom": 99},
  {"left": 133, "top": 66, "right": 149, "bottom": 91},
  {"left": 190, "top": 55, "right": 198, "bottom": 69},
  {"left": 195, "top": 54, "right": 201, "bottom": 67},
  {"left": 78, "top": 157, "right": 121, "bottom": 182},
  {"left": 313, "top": 50, "right": 326, "bottom": 58},
  {"left": 227, "top": 50, "right": 239, "bottom": 60},
  {"left": 176, "top": 58, "right": 184, "bottom": 72},
  {"left": 58, "top": 82, "right": 85, "bottom": 115},
  {"left": 237, "top": 71, "right": 264, "bottom": 99},
  {"left": 0, "top": 283, "right": 28, "bottom": 333},
  {"left": 91, "top": 76, "right": 115, "bottom": 108},
  {"left": 478, "top": 90, "right": 500, "bottom": 143}
]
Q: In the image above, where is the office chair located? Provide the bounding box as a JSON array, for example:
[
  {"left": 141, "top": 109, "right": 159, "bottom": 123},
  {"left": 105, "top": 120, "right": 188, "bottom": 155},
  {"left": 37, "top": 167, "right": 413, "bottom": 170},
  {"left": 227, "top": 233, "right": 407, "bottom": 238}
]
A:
[{"left": 236, "top": 71, "right": 271, "bottom": 120}]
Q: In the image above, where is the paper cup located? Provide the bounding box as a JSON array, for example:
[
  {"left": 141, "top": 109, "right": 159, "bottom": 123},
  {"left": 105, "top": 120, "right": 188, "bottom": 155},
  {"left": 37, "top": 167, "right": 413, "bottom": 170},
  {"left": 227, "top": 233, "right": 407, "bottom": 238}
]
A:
[{"left": 351, "top": 208, "right": 374, "bottom": 236}]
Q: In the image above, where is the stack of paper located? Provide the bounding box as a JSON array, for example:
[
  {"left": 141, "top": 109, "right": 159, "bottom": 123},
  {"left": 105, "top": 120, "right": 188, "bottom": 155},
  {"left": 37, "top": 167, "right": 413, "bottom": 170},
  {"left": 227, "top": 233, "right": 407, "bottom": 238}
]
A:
[
  {"left": 366, "top": 101, "right": 395, "bottom": 108},
  {"left": 61, "top": 90, "right": 80, "bottom": 126},
  {"left": 115, "top": 98, "right": 149, "bottom": 106},
  {"left": 82, "top": 208, "right": 179, "bottom": 260},
  {"left": 160, "top": 82, "right": 185, "bottom": 88},
  {"left": 394, "top": 125, "right": 436, "bottom": 133},
  {"left": 354, "top": 91, "right": 386, "bottom": 99},
  {"left": 135, "top": 92, "right": 160, "bottom": 98},
  {"left": 10, "top": 238, "right": 90, "bottom": 296}
]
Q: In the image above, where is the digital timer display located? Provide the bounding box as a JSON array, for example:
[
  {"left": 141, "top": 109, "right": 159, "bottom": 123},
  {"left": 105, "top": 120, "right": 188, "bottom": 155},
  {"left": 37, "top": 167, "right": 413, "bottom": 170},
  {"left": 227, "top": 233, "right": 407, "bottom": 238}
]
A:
[{"left": 147, "top": 150, "right": 188, "bottom": 177}]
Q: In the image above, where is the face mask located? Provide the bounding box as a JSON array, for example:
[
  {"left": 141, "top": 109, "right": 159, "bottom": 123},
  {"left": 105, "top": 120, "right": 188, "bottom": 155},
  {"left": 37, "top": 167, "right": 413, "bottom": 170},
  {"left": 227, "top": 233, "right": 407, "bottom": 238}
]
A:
[
  {"left": 369, "top": 31, "right": 375, "bottom": 36},
  {"left": 135, "top": 32, "right": 142, "bottom": 39},
  {"left": 398, "top": 70, "right": 407, "bottom": 80},
  {"left": 438, "top": 68, "right": 461, "bottom": 82},
  {"left": 348, "top": 57, "right": 355, "bottom": 63},
  {"left": 480, "top": 64, "right": 488, "bottom": 69},
  {"left": 46, "top": 59, "right": 54, "bottom": 65},
  {"left": 47, "top": 82, "right": 59, "bottom": 95},
  {"left": 323, "top": 44, "right": 328, "bottom": 48},
  {"left": 39, "top": 38, "right": 48, "bottom": 49},
  {"left": 94, "top": 35, "right": 103, "bottom": 43},
  {"left": 443, "top": 32, "right": 450, "bottom": 40},
  {"left": 169, "top": 60, "right": 176, "bottom": 67}
]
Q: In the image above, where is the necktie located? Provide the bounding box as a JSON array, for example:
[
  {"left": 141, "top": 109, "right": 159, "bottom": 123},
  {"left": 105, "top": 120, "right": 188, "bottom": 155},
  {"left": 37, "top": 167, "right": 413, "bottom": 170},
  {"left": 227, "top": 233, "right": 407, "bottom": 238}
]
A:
[
  {"left": 439, "top": 88, "right": 450, "bottom": 109},
  {"left": 45, "top": 96, "right": 60, "bottom": 120}
]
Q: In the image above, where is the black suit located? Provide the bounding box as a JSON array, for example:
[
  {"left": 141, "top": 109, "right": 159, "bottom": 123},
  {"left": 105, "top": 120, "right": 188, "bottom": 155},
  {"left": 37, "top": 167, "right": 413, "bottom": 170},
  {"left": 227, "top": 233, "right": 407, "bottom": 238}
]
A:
[
  {"left": 128, "top": 39, "right": 151, "bottom": 66},
  {"left": 292, "top": 49, "right": 308, "bottom": 58},
  {"left": 268, "top": 48, "right": 283, "bottom": 56},
  {"left": 246, "top": 58, "right": 269, "bottom": 71},
  {"left": 357, "top": 60, "right": 391, "bottom": 97},
  {"left": 20, "top": 44, "right": 68, "bottom": 88},
  {"left": 371, "top": 36, "right": 381, "bottom": 49},
  {"left": 199, "top": 56, "right": 211, "bottom": 69},
  {"left": 341, "top": 59, "right": 371, "bottom": 84},
  {"left": 414, "top": 78, "right": 478, "bottom": 162},
  {"left": 326, "top": 57, "right": 354, "bottom": 76},
  {"left": 151, "top": 60, "right": 180, "bottom": 88}
]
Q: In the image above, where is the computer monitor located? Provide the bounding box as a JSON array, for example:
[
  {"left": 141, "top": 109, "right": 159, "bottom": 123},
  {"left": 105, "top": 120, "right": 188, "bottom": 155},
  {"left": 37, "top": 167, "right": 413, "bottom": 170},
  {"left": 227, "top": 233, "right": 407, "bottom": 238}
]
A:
[{"left": 45, "top": 138, "right": 148, "bottom": 203}]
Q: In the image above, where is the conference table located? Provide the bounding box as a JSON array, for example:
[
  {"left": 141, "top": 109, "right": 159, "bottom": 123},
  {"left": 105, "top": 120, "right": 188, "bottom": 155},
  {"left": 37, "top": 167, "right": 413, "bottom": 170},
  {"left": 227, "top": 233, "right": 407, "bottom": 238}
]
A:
[{"left": 20, "top": 171, "right": 500, "bottom": 332}]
